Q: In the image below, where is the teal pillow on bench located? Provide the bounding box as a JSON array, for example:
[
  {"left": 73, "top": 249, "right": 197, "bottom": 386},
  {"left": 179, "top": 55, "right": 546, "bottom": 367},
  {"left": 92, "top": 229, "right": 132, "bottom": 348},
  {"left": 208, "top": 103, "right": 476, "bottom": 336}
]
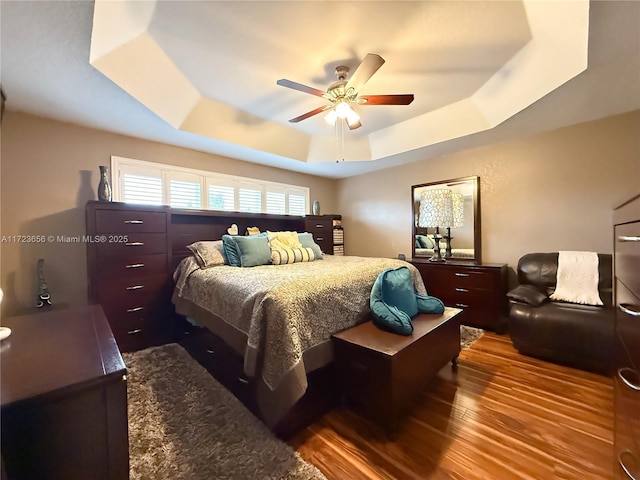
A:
[{"left": 370, "top": 266, "right": 445, "bottom": 336}]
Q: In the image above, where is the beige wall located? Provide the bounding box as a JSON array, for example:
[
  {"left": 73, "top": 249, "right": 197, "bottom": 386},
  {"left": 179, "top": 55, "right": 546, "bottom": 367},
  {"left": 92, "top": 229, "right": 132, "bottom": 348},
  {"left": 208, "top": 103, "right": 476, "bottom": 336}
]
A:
[
  {"left": 0, "top": 112, "right": 336, "bottom": 316},
  {"left": 2, "top": 110, "right": 638, "bottom": 316},
  {"left": 337, "top": 110, "right": 640, "bottom": 284}
]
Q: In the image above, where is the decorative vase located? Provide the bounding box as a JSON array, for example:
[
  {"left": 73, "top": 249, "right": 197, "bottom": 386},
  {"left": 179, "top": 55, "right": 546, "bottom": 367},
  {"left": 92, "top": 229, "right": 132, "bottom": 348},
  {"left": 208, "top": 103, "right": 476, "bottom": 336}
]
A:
[
  {"left": 97, "top": 165, "right": 112, "bottom": 202},
  {"left": 312, "top": 200, "right": 320, "bottom": 215}
]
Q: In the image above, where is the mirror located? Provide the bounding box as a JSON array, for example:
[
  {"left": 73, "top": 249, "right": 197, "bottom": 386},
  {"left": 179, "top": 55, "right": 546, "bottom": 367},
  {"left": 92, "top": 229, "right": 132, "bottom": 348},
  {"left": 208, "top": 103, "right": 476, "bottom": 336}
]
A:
[{"left": 411, "top": 176, "right": 480, "bottom": 262}]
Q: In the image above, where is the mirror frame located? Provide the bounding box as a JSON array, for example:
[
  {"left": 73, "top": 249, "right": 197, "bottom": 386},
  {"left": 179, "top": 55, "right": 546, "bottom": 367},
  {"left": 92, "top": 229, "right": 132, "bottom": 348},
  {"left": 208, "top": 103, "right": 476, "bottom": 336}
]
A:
[{"left": 411, "top": 175, "right": 481, "bottom": 263}]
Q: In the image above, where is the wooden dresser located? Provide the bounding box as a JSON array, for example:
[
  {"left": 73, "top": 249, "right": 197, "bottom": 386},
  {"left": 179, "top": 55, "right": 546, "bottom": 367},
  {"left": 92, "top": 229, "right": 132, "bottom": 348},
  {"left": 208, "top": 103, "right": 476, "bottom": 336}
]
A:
[
  {"left": 1, "top": 305, "right": 128, "bottom": 480},
  {"left": 86, "top": 201, "right": 173, "bottom": 352},
  {"left": 613, "top": 194, "right": 640, "bottom": 480},
  {"left": 410, "top": 259, "right": 508, "bottom": 332}
]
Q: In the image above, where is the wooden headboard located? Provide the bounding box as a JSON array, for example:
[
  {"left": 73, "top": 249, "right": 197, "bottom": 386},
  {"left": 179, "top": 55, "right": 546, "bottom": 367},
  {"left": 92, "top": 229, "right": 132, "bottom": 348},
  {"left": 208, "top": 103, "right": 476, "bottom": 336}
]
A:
[{"left": 169, "top": 208, "right": 305, "bottom": 270}]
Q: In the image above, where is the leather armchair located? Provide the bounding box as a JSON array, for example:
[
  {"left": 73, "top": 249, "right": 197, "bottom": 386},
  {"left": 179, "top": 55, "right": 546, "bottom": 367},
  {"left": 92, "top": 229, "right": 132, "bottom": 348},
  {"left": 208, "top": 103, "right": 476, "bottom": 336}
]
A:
[{"left": 508, "top": 252, "right": 614, "bottom": 375}]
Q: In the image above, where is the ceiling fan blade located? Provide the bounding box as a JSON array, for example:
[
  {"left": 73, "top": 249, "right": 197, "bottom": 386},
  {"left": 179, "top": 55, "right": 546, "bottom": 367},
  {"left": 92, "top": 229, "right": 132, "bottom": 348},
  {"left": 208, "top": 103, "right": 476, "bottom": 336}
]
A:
[
  {"left": 288, "top": 105, "right": 331, "bottom": 123},
  {"left": 277, "top": 79, "right": 327, "bottom": 98},
  {"left": 359, "top": 94, "right": 414, "bottom": 105},
  {"left": 345, "top": 53, "right": 385, "bottom": 93}
]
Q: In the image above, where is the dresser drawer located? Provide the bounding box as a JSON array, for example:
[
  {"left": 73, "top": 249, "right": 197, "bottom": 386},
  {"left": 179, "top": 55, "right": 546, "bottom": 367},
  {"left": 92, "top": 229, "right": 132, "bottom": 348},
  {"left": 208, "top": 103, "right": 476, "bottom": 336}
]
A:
[
  {"left": 616, "top": 221, "right": 640, "bottom": 297},
  {"left": 616, "top": 280, "right": 640, "bottom": 370},
  {"left": 614, "top": 367, "right": 640, "bottom": 480},
  {"left": 96, "top": 253, "right": 167, "bottom": 279},
  {"left": 96, "top": 274, "right": 170, "bottom": 316},
  {"left": 95, "top": 233, "right": 167, "bottom": 256},
  {"left": 438, "top": 287, "right": 499, "bottom": 310},
  {"left": 426, "top": 265, "right": 497, "bottom": 289},
  {"left": 95, "top": 209, "right": 167, "bottom": 233}
]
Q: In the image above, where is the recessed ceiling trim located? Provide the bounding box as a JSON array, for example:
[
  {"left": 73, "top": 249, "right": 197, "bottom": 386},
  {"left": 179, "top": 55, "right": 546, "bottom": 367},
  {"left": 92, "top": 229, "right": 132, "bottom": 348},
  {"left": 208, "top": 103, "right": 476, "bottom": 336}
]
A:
[{"left": 89, "top": 0, "right": 589, "bottom": 165}]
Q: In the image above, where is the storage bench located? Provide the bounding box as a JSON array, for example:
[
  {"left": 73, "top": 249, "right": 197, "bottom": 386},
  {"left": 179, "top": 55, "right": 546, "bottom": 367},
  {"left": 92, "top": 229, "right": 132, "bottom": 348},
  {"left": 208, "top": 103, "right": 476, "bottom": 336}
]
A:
[{"left": 331, "top": 307, "right": 461, "bottom": 434}]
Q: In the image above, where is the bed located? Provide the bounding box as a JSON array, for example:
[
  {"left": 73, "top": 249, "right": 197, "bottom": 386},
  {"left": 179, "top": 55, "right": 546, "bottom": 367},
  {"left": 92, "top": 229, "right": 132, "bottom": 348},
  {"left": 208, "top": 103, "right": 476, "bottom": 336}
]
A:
[{"left": 172, "top": 252, "right": 427, "bottom": 430}]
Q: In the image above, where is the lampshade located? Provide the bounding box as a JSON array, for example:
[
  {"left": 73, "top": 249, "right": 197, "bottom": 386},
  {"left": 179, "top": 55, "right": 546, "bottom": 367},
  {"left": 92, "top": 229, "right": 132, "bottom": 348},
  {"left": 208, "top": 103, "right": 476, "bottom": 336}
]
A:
[
  {"left": 452, "top": 192, "right": 465, "bottom": 228},
  {"left": 418, "top": 189, "right": 454, "bottom": 228},
  {"left": 324, "top": 100, "right": 360, "bottom": 127}
]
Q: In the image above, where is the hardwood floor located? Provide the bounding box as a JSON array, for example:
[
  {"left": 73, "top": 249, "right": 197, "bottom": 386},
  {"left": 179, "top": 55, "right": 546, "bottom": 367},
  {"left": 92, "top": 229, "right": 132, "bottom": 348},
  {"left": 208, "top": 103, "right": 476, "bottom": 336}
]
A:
[{"left": 288, "top": 332, "right": 614, "bottom": 480}]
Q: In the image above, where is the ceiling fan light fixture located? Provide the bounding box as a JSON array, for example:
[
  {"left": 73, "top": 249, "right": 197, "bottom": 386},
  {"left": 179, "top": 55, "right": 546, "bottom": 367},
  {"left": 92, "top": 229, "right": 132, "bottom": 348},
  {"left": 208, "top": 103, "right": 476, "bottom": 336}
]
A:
[
  {"left": 346, "top": 108, "right": 360, "bottom": 127},
  {"left": 335, "top": 100, "right": 352, "bottom": 119},
  {"left": 324, "top": 109, "right": 338, "bottom": 126}
]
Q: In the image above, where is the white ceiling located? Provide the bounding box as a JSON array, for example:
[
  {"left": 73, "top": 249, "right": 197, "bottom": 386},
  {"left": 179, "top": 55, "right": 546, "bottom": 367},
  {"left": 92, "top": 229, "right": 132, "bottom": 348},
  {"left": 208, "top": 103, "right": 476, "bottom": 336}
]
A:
[{"left": 1, "top": 1, "right": 639, "bottom": 179}]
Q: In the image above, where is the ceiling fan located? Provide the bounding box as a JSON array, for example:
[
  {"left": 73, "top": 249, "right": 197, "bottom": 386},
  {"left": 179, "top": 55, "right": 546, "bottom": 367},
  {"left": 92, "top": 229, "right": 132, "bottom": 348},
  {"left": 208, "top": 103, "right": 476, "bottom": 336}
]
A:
[{"left": 276, "top": 53, "right": 414, "bottom": 130}]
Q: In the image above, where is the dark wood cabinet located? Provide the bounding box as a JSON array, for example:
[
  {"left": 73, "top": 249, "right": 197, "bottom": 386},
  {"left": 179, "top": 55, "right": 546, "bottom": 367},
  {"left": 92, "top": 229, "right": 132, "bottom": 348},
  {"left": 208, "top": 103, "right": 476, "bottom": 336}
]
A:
[
  {"left": 86, "top": 201, "right": 174, "bottom": 352},
  {"left": 0, "top": 305, "right": 128, "bottom": 480},
  {"left": 410, "top": 259, "right": 508, "bottom": 332},
  {"left": 304, "top": 214, "right": 344, "bottom": 255},
  {"left": 613, "top": 194, "right": 640, "bottom": 480}
]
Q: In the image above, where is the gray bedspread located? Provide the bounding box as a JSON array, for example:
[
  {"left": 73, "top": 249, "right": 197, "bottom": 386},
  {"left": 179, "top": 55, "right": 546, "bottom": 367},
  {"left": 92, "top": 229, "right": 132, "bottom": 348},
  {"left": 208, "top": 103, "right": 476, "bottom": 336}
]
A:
[{"left": 172, "top": 255, "right": 427, "bottom": 427}]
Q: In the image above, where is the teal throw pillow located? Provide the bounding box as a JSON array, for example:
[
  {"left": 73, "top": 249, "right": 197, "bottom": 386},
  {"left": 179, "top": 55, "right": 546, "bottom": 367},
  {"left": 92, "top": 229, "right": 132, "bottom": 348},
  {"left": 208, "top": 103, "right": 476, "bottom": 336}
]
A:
[
  {"left": 298, "top": 232, "right": 323, "bottom": 259},
  {"left": 370, "top": 266, "right": 419, "bottom": 335},
  {"left": 221, "top": 235, "right": 242, "bottom": 267},
  {"left": 233, "top": 234, "right": 271, "bottom": 267}
]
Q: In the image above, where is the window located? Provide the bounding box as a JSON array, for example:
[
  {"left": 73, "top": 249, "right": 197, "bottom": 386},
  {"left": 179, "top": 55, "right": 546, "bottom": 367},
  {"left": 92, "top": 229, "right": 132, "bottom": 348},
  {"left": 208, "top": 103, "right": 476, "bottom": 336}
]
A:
[{"left": 111, "top": 156, "right": 310, "bottom": 216}]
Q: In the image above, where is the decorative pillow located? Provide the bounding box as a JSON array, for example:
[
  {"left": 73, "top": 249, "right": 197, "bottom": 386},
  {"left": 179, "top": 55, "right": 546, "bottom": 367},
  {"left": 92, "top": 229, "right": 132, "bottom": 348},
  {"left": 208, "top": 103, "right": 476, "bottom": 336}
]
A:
[
  {"left": 221, "top": 235, "right": 242, "bottom": 267},
  {"left": 416, "top": 234, "right": 435, "bottom": 249},
  {"left": 267, "top": 231, "right": 302, "bottom": 250},
  {"left": 370, "top": 266, "right": 445, "bottom": 335},
  {"left": 370, "top": 267, "right": 419, "bottom": 335},
  {"left": 271, "top": 247, "right": 316, "bottom": 265},
  {"left": 246, "top": 226, "right": 261, "bottom": 236},
  {"left": 298, "top": 232, "right": 323, "bottom": 259},
  {"left": 233, "top": 234, "right": 272, "bottom": 267},
  {"left": 186, "top": 240, "right": 227, "bottom": 268},
  {"left": 507, "top": 284, "right": 548, "bottom": 306}
]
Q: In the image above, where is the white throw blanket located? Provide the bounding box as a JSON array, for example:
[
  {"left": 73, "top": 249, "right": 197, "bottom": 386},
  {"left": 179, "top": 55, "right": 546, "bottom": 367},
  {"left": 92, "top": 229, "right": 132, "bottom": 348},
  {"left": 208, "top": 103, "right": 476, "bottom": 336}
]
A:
[{"left": 550, "top": 251, "right": 603, "bottom": 306}]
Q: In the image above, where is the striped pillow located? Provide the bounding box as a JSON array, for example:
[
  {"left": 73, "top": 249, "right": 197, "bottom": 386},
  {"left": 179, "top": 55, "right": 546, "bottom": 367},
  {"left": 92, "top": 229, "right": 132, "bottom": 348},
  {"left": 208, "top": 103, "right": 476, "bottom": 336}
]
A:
[{"left": 271, "top": 247, "right": 316, "bottom": 265}]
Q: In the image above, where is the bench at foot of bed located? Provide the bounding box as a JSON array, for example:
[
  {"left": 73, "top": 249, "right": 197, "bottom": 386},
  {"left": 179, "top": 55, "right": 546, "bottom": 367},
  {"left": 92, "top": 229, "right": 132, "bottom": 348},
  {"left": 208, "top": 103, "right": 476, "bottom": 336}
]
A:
[{"left": 331, "top": 307, "right": 462, "bottom": 436}]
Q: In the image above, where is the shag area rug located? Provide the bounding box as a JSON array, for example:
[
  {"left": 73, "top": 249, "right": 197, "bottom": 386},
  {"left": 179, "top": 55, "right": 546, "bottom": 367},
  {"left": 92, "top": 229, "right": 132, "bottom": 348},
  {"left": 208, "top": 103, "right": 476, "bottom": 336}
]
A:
[
  {"left": 123, "top": 343, "right": 326, "bottom": 480},
  {"left": 460, "top": 325, "right": 484, "bottom": 349}
]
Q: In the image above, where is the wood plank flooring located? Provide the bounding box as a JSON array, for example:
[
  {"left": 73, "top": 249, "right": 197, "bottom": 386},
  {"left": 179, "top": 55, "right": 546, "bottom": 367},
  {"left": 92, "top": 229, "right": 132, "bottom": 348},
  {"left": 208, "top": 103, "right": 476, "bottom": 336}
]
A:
[{"left": 288, "top": 332, "right": 614, "bottom": 480}]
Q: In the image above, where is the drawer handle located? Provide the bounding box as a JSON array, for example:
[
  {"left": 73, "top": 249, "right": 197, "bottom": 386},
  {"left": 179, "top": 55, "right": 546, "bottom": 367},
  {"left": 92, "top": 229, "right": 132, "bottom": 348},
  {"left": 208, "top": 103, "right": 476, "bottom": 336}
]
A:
[
  {"left": 126, "top": 242, "right": 145, "bottom": 246},
  {"left": 618, "top": 368, "right": 640, "bottom": 391},
  {"left": 617, "top": 449, "right": 638, "bottom": 480},
  {"left": 127, "top": 328, "right": 142, "bottom": 335},
  {"left": 238, "top": 377, "right": 249, "bottom": 384},
  {"left": 127, "top": 306, "right": 144, "bottom": 313},
  {"left": 455, "top": 288, "right": 469, "bottom": 293},
  {"left": 455, "top": 273, "right": 469, "bottom": 277},
  {"left": 455, "top": 303, "right": 469, "bottom": 308},
  {"left": 315, "top": 224, "right": 324, "bottom": 228},
  {"left": 126, "top": 285, "right": 144, "bottom": 290},
  {"left": 206, "top": 349, "right": 215, "bottom": 354},
  {"left": 618, "top": 235, "right": 640, "bottom": 242},
  {"left": 620, "top": 304, "right": 640, "bottom": 317},
  {"left": 124, "top": 220, "right": 144, "bottom": 224},
  {"left": 316, "top": 237, "right": 324, "bottom": 241},
  {"left": 125, "top": 263, "right": 145, "bottom": 269}
]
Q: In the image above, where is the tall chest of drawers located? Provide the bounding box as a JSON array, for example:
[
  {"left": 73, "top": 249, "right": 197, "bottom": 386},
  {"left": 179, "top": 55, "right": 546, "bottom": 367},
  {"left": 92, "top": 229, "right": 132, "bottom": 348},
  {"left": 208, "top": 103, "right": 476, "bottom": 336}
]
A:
[
  {"left": 86, "top": 201, "right": 173, "bottom": 352},
  {"left": 304, "top": 215, "right": 344, "bottom": 255},
  {"left": 613, "top": 194, "right": 640, "bottom": 480},
  {"left": 410, "top": 260, "right": 508, "bottom": 332}
]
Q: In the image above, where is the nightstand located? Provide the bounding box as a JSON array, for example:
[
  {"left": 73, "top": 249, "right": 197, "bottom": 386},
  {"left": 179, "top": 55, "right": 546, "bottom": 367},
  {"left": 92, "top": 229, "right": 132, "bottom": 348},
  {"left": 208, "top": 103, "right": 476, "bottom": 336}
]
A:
[
  {"left": 1, "top": 305, "right": 128, "bottom": 480},
  {"left": 410, "top": 259, "right": 508, "bottom": 332}
]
